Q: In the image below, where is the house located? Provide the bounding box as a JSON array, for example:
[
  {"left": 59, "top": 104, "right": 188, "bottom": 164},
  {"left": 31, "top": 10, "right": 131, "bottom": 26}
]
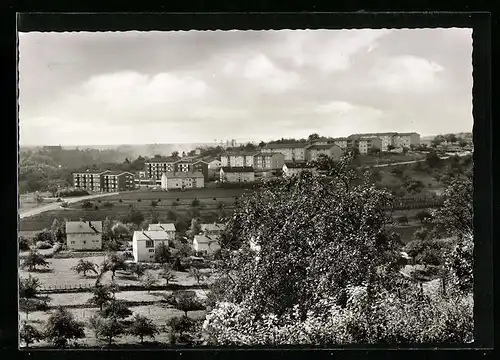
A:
[
  {"left": 132, "top": 230, "right": 170, "bottom": 262},
  {"left": 282, "top": 162, "right": 317, "bottom": 177},
  {"left": 192, "top": 160, "right": 210, "bottom": 181},
  {"left": 253, "top": 152, "right": 286, "bottom": 171},
  {"left": 200, "top": 223, "right": 226, "bottom": 237},
  {"left": 220, "top": 167, "right": 255, "bottom": 183},
  {"left": 147, "top": 223, "right": 176, "bottom": 241},
  {"left": 349, "top": 132, "right": 398, "bottom": 152},
  {"left": 358, "top": 137, "right": 382, "bottom": 154},
  {"left": 204, "top": 157, "right": 222, "bottom": 180},
  {"left": 332, "top": 138, "right": 349, "bottom": 150},
  {"left": 66, "top": 220, "right": 103, "bottom": 250},
  {"left": 261, "top": 143, "right": 310, "bottom": 161},
  {"left": 193, "top": 235, "right": 221, "bottom": 256},
  {"left": 101, "top": 171, "right": 135, "bottom": 192},
  {"left": 394, "top": 132, "right": 421, "bottom": 149},
  {"left": 161, "top": 172, "right": 205, "bottom": 190},
  {"left": 306, "top": 144, "right": 344, "bottom": 162},
  {"left": 144, "top": 157, "right": 180, "bottom": 180},
  {"left": 220, "top": 151, "right": 257, "bottom": 168},
  {"left": 72, "top": 170, "right": 110, "bottom": 192}
]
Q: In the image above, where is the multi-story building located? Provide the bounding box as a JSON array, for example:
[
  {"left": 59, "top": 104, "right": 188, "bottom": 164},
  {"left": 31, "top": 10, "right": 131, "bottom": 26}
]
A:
[
  {"left": 332, "top": 138, "right": 349, "bottom": 150},
  {"left": 220, "top": 167, "right": 255, "bottom": 183},
  {"left": 193, "top": 235, "right": 221, "bottom": 256},
  {"left": 160, "top": 171, "right": 205, "bottom": 190},
  {"left": 261, "top": 143, "right": 310, "bottom": 161},
  {"left": 73, "top": 170, "right": 110, "bottom": 192},
  {"left": 307, "top": 144, "right": 344, "bottom": 162},
  {"left": 192, "top": 160, "right": 210, "bottom": 181},
  {"left": 148, "top": 223, "right": 176, "bottom": 241},
  {"left": 204, "top": 157, "right": 222, "bottom": 180},
  {"left": 282, "top": 162, "right": 317, "bottom": 177},
  {"left": 145, "top": 157, "right": 180, "bottom": 179},
  {"left": 358, "top": 137, "right": 383, "bottom": 154},
  {"left": 220, "top": 151, "right": 257, "bottom": 168},
  {"left": 394, "top": 132, "right": 421, "bottom": 148},
  {"left": 102, "top": 171, "right": 135, "bottom": 192},
  {"left": 253, "top": 152, "right": 286, "bottom": 171},
  {"left": 132, "top": 230, "right": 170, "bottom": 263},
  {"left": 174, "top": 156, "right": 199, "bottom": 173},
  {"left": 66, "top": 220, "right": 103, "bottom": 251}
]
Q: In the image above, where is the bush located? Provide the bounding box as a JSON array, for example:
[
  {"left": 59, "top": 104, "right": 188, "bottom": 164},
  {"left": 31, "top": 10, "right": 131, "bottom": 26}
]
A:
[
  {"left": 191, "top": 199, "right": 200, "bottom": 207},
  {"left": 119, "top": 199, "right": 123, "bottom": 203},
  {"left": 56, "top": 188, "right": 90, "bottom": 198},
  {"left": 36, "top": 241, "right": 52, "bottom": 250},
  {"left": 56, "top": 198, "right": 62, "bottom": 202},
  {"left": 396, "top": 215, "right": 409, "bottom": 225},
  {"left": 102, "top": 201, "right": 114, "bottom": 209},
  {"left": 81, "top": 201, "right": 93, "bottom": 209},
  {"left": 97, "top": 199, "right": 102, "bottom": 203},
  {"left": 19, "top": 236, "right": 31, "bottom": 251},
  {"left": 151, "top": 200, "right": 158, "bottom": 207},
  {"left": 137, "top": 199, "right": 142, "bottom": 202}
]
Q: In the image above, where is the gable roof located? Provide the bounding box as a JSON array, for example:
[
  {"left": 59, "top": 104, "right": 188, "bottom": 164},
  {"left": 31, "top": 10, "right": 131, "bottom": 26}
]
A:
[
  {"left": 73, "top": 170, "right": 110, "bottom": 176},
  {"left": 265, "top": 143, "right": 309, "bottom": 149},
  {"left": 254, "top": 152, "right": 284, "bottom": 157},
  {"left": 104, "top": 171, "right": 135, "bottom": 176},
  {"left": 284, "top": 162, "right": 314, "bottom": 169},
  {"left": 194, "top": 235, "right": 219, "bottom": 244},
  {"left": 162, "top": 171, "right": 204, "bottom": 178},
  {"left": 308, "top": 144, "right": 341, "bottom": 150},
  {"left": 200, "top": 223, "right": 226, "bottom": 232},
  {"left": 220, "top": 166, "right": 254, "bottom": 173},
  {"left": 350, "top": 132, "right": 398, "bottom": 138},
  {"left": 148, "top": 223, "right": 176, "bottom": 232},
  {"left": 398, "top": 132, "right": 419, "bottom": 136},
  {"left": 146, "top": 157, "right": 180, "bottom": 164},
  {"left": 359, "top": 137, "right": 382, "bottom": 141},
  {"left": 133, "top": 231, "right": 170, "bottom": 241},
  {"left": 66, "top": 221, "right": 103, "bottom": 234},
  {"left": 221, "top": 151, "right": 259, "bottom": 157}
]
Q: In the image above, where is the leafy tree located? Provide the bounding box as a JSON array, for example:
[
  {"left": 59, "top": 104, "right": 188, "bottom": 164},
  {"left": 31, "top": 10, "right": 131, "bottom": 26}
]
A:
[
  {"left": 191, "top": 198, "right": 200, "bottom": 207},
  {"left": 174, "top": 295, "right": 206, "bottom": 317},
  {"left": 168, "top": 316, "right": 195, "bottom": 337},
  {"left": 34, "top": 229, "right": 55, "bottom": 245},
  {"left": 19, "top": 236, "right": 31, "bottom": 251},
  {"left": 187, "top": 267, "right": 206, "bottom": 285},
  {"left": 426, "top": 151, "right": 441, "bottom": 168},
  {"left": 81, "top": 200, "right": 93, "bottom": 209},
  {"left": 101, "top": 300, "right": 132, "bottom": 319},
  {"left": 413, "top": 227, "right": 430, "bottom": 241},
  {"left": 171, "top": 151, "right": 179, "bottom": 158},
  {"left": 159, "top": 265, "right": 177, "bottom": 285},
  {"left": 448, "top": 234, "right": 473, "bottom": 292},
  {"left": 128, "top": 314, "right": 159, "bottom": 344},
  {"left": 20, "top": 322, "right": 44, "bottom": 348},
  {"left": 88, "top": 313, "right": 105, "bottom": 339},
  {"left": 71, "top": 259, "right": 98, "bottom": 277},
  {"left": 19, "top": 298, "right": 48, "bottom": 320},
  {"left": 131, "top": 263, "right": 146, "bottom": 279},
  {"left": 458, "top": 139, "right": 468, "bottom": 148},
  {"left": 444, "top": 133, "right": 458, "bottom": 144},
  {"left": 22, "top": 251, "right": 49, "bottom": 272},
  {"left": 50, "top": 219, "right": 66, "bottom": 243},
  {"left": 111, "top": 221, "right": 130, "bottom": 240},
  {"left": 123, "top": 207, "right": 145, "bottom": 227},
  {"left": 99, "top": 316, "right": 127, "bottom": 346},
  {"left": 88, "top": 284, "right": 113, "bottom": 311},
  {"left": 140, "top": 272, "right": 157, "bottom": 293},
  {"left": 19, "top": 275, "right": 41, "bottom": 299},
  {"left": 395, "top": 215, "right": 409, "bottom": 225},
  {"left": 387, "top": 144, "right": 395, "bottom": 151},
  {"left": 44, "top": 307, "right": 85, "bottom": 348},
  {"left": 307, "top": 133, "right": 320, "bottom": 142},
  {"left": 415, "top": 210, "right": 432, "bottom": 224},
  {"left": 154, "top": 242, "right": 171, "bottom": 264},
  {"left": 102, "top": 252, "right": 128, "bottom": 280}
]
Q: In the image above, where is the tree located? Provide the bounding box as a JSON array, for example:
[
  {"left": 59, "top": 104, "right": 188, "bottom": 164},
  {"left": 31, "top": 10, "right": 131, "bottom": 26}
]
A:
[
  {"left": 444, "top": 133, "right": 458, "bottom": 144},
  {"left": 413, "top": 227, "right": 429, "bottom": 241},
  {"left": 101, "top": 300, "right": 133, "bottom": 319},
  {"left": 19, "top": 236, "right": 31, "bottom": 251},
  {"left": 50, "top": 219, "right": 66, "bottom": 243},
  {"left": 22, "top": 251, "right": 49, "bottom": 272},
  {"left": 19, "top": 298, "right": 48, "bottom": 320},
  {"left": 387, "top": 144, "right": 395, "bottom": 151},
  {"left": 187, "top": 267, "right": 206, "bottom": 285},
  {"left": 71, "top": 259, "right": 98, "bottom": 277},
  {"left": 131, "top": 263, "right": 146, "bottom": 279},
  {"left": 307, "top": 133, "right": 320, "bottom": 142},
  {"left": 19, "top": 275, "right": 41, "bottom": 299},
  {"left": 128, "top": 314, "right": 159, "bottom": 344},
  {"left": 187, "top": 218, "right": 201, "bottom": 239},
  {"left": 458, "top": 139, "right": 468, "bottom": 148},
  {"left": 171, "top": 151, "right": 179, "bottom": 158},
  {"left": 168, "top": 316, "right": 195, "bottom": 337},
  {"left": 160, "top": 265, "right": 177, "bottom": 285},
  {"left": 88, "top": 285, "right": 113, "bottom": 311},
  {"left": 426, "top": 151, "right": 441, "bottom": 168},
  {"left": 103, "top": 252, "right": 128, "bottom": 280},
  {"left": 396, "top": 215, "right": 409, "bottom": 225},
  {"left": 34, "top": 229, "right": 54, "bottom": 245},
  {"left": 174, "top": 294, "right": 206, "bottom": 317},
  {"left": 191, "top": 198, "right": 200, "bottom": 207},
  {"left": 99, "top": 316, "right": 127, "bottom": 346},
  {"left": 415, "top": 210, "right": 432, "bottom": 224},
  {"left": 102, "top": 217, "right": 113, "bottom": 240},
  {"left": 44, "top": 307, "right": 85, "bottom": 348},
  {"left": 88, "top": 313, "right": 105, "bottom": 339},
  {"left": 20, "top": 322, "right": 44, "bottom": 348},
  {"left": 140, "top": 272, "right": 157, "bottom": 293},
  {"left": 154, "top": 242, "right": 171, "bottom": 264},
  {"left": 124, "top": 208, "right": 145, "bottom": 227}
]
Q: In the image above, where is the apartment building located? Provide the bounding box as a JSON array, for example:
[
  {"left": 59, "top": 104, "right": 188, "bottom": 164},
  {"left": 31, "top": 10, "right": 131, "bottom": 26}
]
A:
[
  {"left": 174, "top": 156, "right": 199, "bottom": 173},
  {"left": 73, "top": 170, "right": 110, "bottom": 192},
  {"left": 102, "top": 171, "right": 135, "bottom": 192},
  {"left": 394, "top": 132, "right": 421, "bottom": 148},
  {"left": 332, "top": 138, "right": 349, "bottom": 150},
  {"left": 66, "top": 220, "right": 103, "bottom": 250},
  {"left": 132, "top": 230, "right": 170, "bottom": 262},
  {"left": 220, "top": 151, "right": 257, "bottom": 168},
  {"left": 147, "top": 223, "right": 176, "bottom": 241},
  {"left": 282, "top": 162, "right": 317, "bottom": 177},
  {"left": 358, "top": 137, "right": 383, "bottom": 154},
  {"left": 307, "top": 144, "right": 344, "bottom": 162},
  {"left": 160, "top": 171, "right": 205, "bottom": 190},
  {"left": 262, "top": 143, "right": 310, "bottom": 161},
  {"left": 253, "top": 152, "right": 286, "bottom": 171},
  {"left": 220, "top": 166, "right": 255, "bottom": 183},
  {"left": 145, "top": 157, "right": 180, "bottom": 179}
]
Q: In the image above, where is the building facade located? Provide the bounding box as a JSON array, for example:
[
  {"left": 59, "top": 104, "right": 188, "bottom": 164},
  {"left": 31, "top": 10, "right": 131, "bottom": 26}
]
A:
[
  {"left": 358, "top": 137, "right": 383, "bottom": 154},
  {"left": 200, "top": 223, "right": 226, "bottom": 237},
  {"left": 394, "top": 132, "right": 421, "bottom": 148},
  {"left": 160, "top": 172, "right": 205, "bottom": 190},
  {"left": 145, "top": 157, "right": 180, "bottom": 179},
  {"left": 220, "top": 152, "right": 257, "bottom": 168},
  {"left": 192, "top": 160, "right": 210, "bottom": 181},
  {"left": 282, "top": 162, "right": 317, "bottom": 177},
  {"left": 253, "top": 152, "right": 286, "bottom": 171},
  {"left": 66, "top": 221, "right": 103, "bottom": 250},
  {"left": 332, "top": 138, "right": 349, "bottom": 150},
  {"left": 220, "top": 167, "right": 255, "bottom": 183},
  {"left": 261, "top": 143, "right": 310, "bottom": 161},
  {"left": 73, "top": 170, "right": 110, "bottom": 192},
  {"left": 307, "top": 144, "right": 344, "bottom": 161},
  {"left": 193, "top": 235, "right": 221, "bottom": 256},
  {"left": 132, "top": 230, "right": 170, "bottom": 262},
  {"left": 102, "top": 171, "right": 135, "bottom": 192}
]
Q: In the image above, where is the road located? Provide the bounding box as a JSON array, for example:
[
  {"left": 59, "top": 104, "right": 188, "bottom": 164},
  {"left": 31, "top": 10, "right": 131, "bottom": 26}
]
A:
[{"left": 19, "top": 192, "right": 119, "bottom": 219}]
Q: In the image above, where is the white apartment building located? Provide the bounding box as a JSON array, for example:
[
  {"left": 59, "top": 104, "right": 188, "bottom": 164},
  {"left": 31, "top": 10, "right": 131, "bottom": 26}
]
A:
[
  {"left": 220, "top": 152, "right": 257, "bottom": 168},
  {"left": 193, "top": 235, "right": 221, "bottom": 256},
  {"left": 160, "top": 172, "right": 205, "bottom": 190},
  {"left": 132, "top": 230, "right": 170, "bottom": 263},
  {"left": 220, "top": 167, "right": 255, "bottom": 183},
  {"left": 147, "top": 223, "right": 176, "bottom": 241},
  {"left": 261, "top": 143, "right": 310, "bottom": 161},
  {"left": 358, "top": 137, "right": 383, "bottom": 154},
  {"left": 66, "top": 221, "right": 103, "bottom": 251}
]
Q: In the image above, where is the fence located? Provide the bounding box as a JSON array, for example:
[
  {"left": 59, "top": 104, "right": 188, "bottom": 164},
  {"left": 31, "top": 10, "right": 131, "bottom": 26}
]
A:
[{"left": 38, "top": 282, "right": 209, "bottom": 294}]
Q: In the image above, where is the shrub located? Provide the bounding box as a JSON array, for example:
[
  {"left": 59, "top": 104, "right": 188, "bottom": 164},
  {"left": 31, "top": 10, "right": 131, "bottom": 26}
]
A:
[
  {"left": 35, "top": 241, "right": 52, "bottom": 250},
  {"left": 119, "top": 199, "right": 123, "bottom": 203},
  {"left": 56, "top": 198, "right": 62, "bottom": 202},
  {"left": 19, "top": 236, "right": 31, "bottom": 251},
  {"left": 94, "top": 205, "right": 99, "bottom": 210},
  {"left": 81, "top": 201, "right": 93, "bottom": 209},
  {"left": 56, "top": 188, "right": 90, "bottom": 198},
  {"left": 97, "top": 199, "right": 102, "bottom": 203},
  {"left": 151, "top": 200, "right": 158, "bottom": 207},
  {"left": 137, "top": 199, "right": 142, "bottom": 202},
  {"left": 396, "top": 215, "right": 409, "bottom": 225},
  {"left": 102, "top": 201, "right": 114, "bottom": 209}
]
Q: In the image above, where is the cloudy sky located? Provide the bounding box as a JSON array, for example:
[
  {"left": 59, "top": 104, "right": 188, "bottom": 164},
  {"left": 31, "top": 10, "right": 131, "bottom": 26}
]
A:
[{"left": 18, "top": 28, "right": 473, "bottom": 146}]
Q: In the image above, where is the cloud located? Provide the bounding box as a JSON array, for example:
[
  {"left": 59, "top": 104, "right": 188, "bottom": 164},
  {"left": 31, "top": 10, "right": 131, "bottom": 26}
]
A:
[
  {"left": 368, "top": 55, "right": 444, "bottom": 92},
  {"left": 223, "top": 54, "right": 301, "bottom": 93},
  {"left": 315, "top": 100, "right": 383, "bottom": 119}
]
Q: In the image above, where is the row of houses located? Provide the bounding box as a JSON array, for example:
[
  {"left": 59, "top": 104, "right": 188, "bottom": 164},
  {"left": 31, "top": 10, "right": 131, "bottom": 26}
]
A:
[{"left": 64, "top": 220, "right": 224, "bottom": 261}]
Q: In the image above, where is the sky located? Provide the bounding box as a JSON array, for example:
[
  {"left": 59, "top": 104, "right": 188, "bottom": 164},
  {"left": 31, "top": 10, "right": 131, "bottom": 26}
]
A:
[{"left": 18, "top": 28, "right": 473, "bottom": 146}]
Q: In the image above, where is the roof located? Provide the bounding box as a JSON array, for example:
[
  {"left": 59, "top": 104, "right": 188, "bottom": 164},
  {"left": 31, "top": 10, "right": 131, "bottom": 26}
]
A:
[
  {"left": 350, "top": 132, "right": 398, "bottom": 138},
  {"left": 73, "top": 170, "right": 110, "bottom": 176},
  {"left": 265, "top": 143, "right": 309, "bottom": 149},
  {"left": 66, "top": 221, "right": 103, "bottom": 234},
  {"left": 162, "top": 171, "right": 204, "bottom": 178},
  {"left": 200, "top": 223, "right": 226, "bottom": 232},
  {"left": 308, "top": 144, "right": 340, "bottom": 150},
  {"left": 177, "top": 156, "right": 201, "bottom": 163},
  {"left": 194, "top": 235, "right": 219, "bottom": 244},
  {"left": 133, "top": 231, "right": 170, "bottom": 241},
  {"left": 104, "top": 171, "right": 135, "bottom": 176},
  {"left": 398, "top": 132, "right": 420, "bottom": 136},
  {"left": 359, "top": 137, "right": 381, "bottom": 141},
  {"left": 146, "top": 157, "right": 180, "bottom": 164},
  {"left": 284, "top": 162, "right": 313, "bottom": 169},
  {"left": 332, "top": 137, "right": 349, "bottom": 141},
  {"left": 221, "top": 151, "right": 259, "bottom": 157},
  {"left": 220, "top": 166, "right": 255, "bottom": 173},
  {"left": 202, "top": 157, "right": 219, "bottom": 163},
  {"left": 254, "top": 152, "right": 284, "bottom": 157},
  {"left": 148, "top": 223, "right": 176, "bottom": 232}
]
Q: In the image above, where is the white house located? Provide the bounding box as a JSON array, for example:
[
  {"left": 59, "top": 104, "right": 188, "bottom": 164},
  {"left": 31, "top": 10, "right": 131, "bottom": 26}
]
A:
[
  {"left": 220, "top": 167, "right": 255, "bottom": 183},
  {"left": 161, "top": 171, "right": 204, "bottom": 190},
  {"left": 282, "top": 162, "right": 317, "bottom": 177},
  {"left": 200, "top": 223, "right": 226, "bottom": 237},
  {"left": 306, "top": 144, "right": 344, "bottom": 162},
  {"left": 220, "top": 151, "right": 257, "bottom": 168},
  {"left": 148, "top": 223, "right": 176, "bottom": 241},
  {"left": 193, "top": 235, "right": 221, "bottom": 256},
  {"left": 66, "top": 221, "right": 103, "bottom": 250},
  {"left": 132, "top": 230, "right": 170, "bottom": 263}
]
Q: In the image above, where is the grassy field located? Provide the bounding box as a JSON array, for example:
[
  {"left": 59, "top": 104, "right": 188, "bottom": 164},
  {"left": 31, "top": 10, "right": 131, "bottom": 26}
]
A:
[{"left": 20, "top": 305, "right": 207, "bottom": 348}]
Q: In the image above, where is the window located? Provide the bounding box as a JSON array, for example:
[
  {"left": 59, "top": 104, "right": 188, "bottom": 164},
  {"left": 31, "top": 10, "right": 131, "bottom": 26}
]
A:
[
  {"left": 145, "top": 240, "right": 154, "bottom": 248},
  {"left": 71, "top": 241, "right": 75, "bottom": 244},
  {"left": 149, "top": 249, "right": 155, "bottom": 253},
  {"left": 83, "top": 240, "right": 86, "bottom": 244}
]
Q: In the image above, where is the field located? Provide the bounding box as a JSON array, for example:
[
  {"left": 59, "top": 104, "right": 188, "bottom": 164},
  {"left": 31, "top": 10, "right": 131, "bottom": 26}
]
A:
[{"left": 19, "top": 192, "right": 55, "bottom": 212}]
